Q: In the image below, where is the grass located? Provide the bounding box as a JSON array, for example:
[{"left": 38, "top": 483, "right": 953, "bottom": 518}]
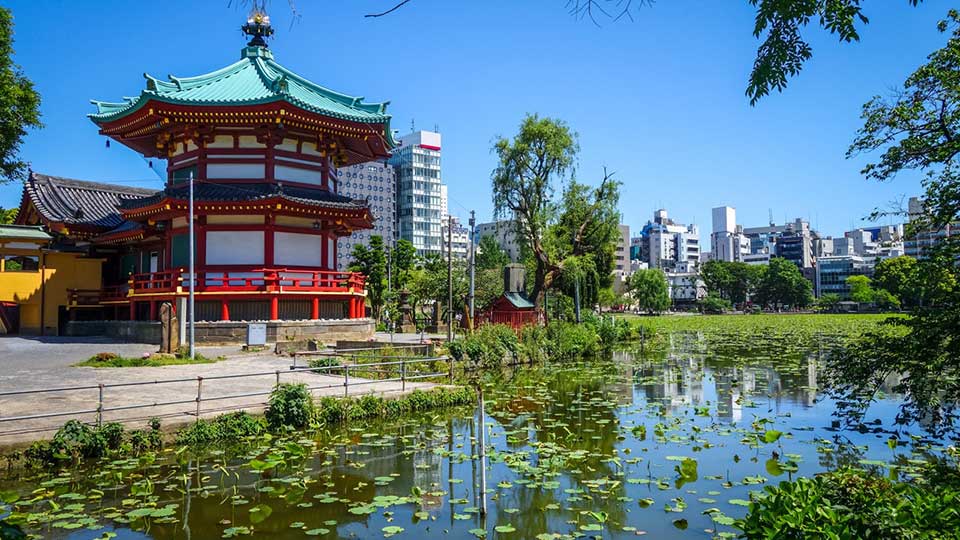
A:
[
  {"left": 74, "top": 350, "right": 224, "bottom": 368},
  {"left": 618, "top": 312, "right": 897, "bottom": 335}
]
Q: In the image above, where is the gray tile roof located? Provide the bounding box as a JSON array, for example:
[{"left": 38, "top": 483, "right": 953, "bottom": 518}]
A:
[
  {"left": 119, "top": 182, "right": 370, "bottom": 211},
  {"left": 23, "top": 173, "right": 156, "bottom": 230}
]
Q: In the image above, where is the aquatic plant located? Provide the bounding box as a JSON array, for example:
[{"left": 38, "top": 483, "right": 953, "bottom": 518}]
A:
[{"left": 265, "top": 383, "right": 315, "bottom": 431}]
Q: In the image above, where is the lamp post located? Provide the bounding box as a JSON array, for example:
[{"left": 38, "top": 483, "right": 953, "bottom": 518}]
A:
[
  {"left": 468, "top": 211, "right": 476, "bottom": 329},
  {"left": 188, "top": 171, "right": 195, "bottom": 360},
  {"left": 447, "top": 215, "right": 453, "bottom": 343}
]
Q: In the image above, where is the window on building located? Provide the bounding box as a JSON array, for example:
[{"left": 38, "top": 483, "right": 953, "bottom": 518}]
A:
[{"left": 3, "top": 254, "right": 39, "bottom": 272}]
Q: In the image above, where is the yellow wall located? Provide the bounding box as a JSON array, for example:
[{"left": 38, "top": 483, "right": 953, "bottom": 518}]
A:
[{"left": 0, "top": 249, "right": 103, "bottom": 335}]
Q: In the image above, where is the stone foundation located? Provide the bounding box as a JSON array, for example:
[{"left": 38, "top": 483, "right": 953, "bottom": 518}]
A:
[{"left": 66, "top": 319, "right": 374, "bottom": 346}]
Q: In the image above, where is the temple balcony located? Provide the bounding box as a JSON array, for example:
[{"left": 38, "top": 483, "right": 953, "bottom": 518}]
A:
[{"left": 81, "top": 268, "right": 369, "bottom": 321}]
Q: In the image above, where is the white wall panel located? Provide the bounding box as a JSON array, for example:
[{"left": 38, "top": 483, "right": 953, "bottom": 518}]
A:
[
  {"left": 206, "top": 231, "right": 264, "bottom": 265},
  {"left": 207, "top": 163, "right": 264, "bottom": 179},
  {"left": 275, "top": 232, "right": 322, "bottom": 267},
  {"left": 276, "top": 164, "right": 322, "bottom": 185}
]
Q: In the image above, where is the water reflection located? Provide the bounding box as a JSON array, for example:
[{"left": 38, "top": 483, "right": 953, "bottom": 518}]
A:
[{"left": 1, "top": 330, "right": 928, "bottom": 540}]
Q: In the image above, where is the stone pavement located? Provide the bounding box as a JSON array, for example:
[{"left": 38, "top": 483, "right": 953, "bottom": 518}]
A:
[{"left": 0, "top": 342, "right": 438, "bottom": 448}]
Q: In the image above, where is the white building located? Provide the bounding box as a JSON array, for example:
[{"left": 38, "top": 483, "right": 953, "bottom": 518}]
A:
[
  {"left": 441, "top": 215, "right": 470, "bottom": 259},
  {"left": 711, "top": 206, "right": 751, "bottom": 263},
  {"left": 476, "top": 220, "right": 522, "bottom": 262},
  {"left": 389, "top": 130, "right": 443, "bottom": 256},
  {"left": 336, "top": 161, "right": 396, "bottom": 270},
  {"left": 638, "top": 209, "right": 700, "bottom": 271},
  {"left": 666, "top": 271, "right": 707, "bottom": 305}
]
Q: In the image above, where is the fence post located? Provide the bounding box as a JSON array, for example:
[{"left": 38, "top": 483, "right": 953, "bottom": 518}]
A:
[
  {"left": 97, "top": 384, "right": 104, "bottom": 427},
  {"left": 448, "top": 356, "right": 454, "bottom": 384},
  {"left": 195, "top": 376, "right": 203, "bottom": 419},
  {"left": 275, "top": 370, "right": 281, "bottom": 388},
  {"left": 401, "top": 360, "right": 406, "bottom": 392},
  {"left": 344, "top": 365, "right": 350, "bottom": 397}
]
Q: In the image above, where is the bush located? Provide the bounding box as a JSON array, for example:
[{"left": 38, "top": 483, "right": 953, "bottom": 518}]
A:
[
  {"left": 313, "top": 387, "right": 474, "bottom": 426},
  {"left": 737, "top": 467, "right": 960, "bottom": 539},
  {"left": 698, "top": 293, "right": 732, "bottom": 314},
  {"left": 308, "top": 356, "right": 341, "bottom": 369},
  {"left": 175, "top": 411, "right": 264, "bottom": 446},
  {"left": 265, "top": 383, "right": 315, "bottom": 431},
  {"left": 450, "top": 324, "right": 520, "bottom": 367},
  {"left": 544, "top": 322, "right": 599, "bottom": 359},
  {"left": 21, "top": 418, "right": 162, "bottom": 465}
]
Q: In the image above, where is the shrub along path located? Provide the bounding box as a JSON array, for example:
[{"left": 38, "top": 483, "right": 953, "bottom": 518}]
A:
[{"left": 0, "top": 352, "right": 437, "bottom": 448}]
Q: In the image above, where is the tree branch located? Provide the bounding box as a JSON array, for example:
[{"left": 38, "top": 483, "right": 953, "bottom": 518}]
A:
[{"left": 365, "top": 0, "right": 412, "bottom": 18}]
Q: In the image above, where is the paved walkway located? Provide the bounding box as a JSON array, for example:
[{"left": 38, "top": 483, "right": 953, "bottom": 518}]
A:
[{"left": 0, "top": 341, "right": 438, "bottom": 447}]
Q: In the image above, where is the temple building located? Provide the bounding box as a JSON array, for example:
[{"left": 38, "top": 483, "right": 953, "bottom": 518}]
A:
[{"left": 10, "top": 12, "right": 392, "bottom": 340}]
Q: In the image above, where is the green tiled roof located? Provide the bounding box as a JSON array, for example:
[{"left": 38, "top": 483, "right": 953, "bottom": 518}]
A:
[
  {"left": 89, "top": 46, "right": 394, "bottom": 145},
  {"left": 0, "top": 225, "right": 52, "bottom": 242},
  {"left": 503, "top": 292, "right": 535, "bottom": 309}
]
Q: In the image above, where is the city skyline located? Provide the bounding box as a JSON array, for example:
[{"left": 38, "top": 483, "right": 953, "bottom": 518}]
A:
[{"left": 0, "top": 0, "right": 952, "bottom": 242}]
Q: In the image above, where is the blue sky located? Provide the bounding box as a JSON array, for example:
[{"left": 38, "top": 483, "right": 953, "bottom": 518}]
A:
[{"left": 1, "top": 0, "right": 953, "bottom": 240}]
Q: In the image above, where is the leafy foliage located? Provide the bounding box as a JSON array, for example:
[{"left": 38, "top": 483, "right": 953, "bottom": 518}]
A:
[
  {"left": 0, "top": 207, "right": 17, "bottom": 224},
  {"left": 23, "top": 418, "right": 162, "bottom": 465},
  {"left": 628, "top": 268, "right": 670, "bottom": 313},
  {"left": 348, "top": 235, "right": 387, "bottom": 318},
  {"left": 0, "top": 7, "right": 41, "bottom": 183},
  {"left": 698, "top": 293, "right": 732, "bottom": 314},
  {"left": 175, "top": 412, "right": 265, "bottom": 446},
  {"left": 476, "top": 234, "right": 510, "bottom": 270},
  {"left": 700, "top": 260, "right": 761, "bottom": 305},
  {"left": 737, "top": 467, "right": 960, "bottom": 538},
  {"left": 492, "top": 115, "right": 622, "bottom": 309},
  {"left": 265, "top": 383, "right": 315, "bottom": 431},
  {"left": 753, "top": 257, "right": 813, "bottom": 310}
]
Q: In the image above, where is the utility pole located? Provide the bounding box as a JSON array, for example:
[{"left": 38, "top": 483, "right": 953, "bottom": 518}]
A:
[
  {"left": 447, "top": 215, "right": 453, "bottom": 342},
  {"left": 386, "top": 245, "right": 392, "bottom": 294},
  {"left": 188, "top": 171, "right": 196, "bottom": 360},
  {"left": 468, "top": 210, "right": 476, "bottom": 330},
  {"left": 574, "top": 273, "right": 582, "bottom": 324}
]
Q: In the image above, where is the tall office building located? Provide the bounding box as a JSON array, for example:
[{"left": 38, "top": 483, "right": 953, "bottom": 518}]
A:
[
  {"left": 711, "top": 206, "right": 750, "bottom": 262},
  {"left": 389, "top": 130, "right": 443, "bottom": 256},
  {"left": 636, "top": 209, "right": 700, "bottom": 271},
  {"left": 335, "top": 161, "right": 397, "bottom": 270}
]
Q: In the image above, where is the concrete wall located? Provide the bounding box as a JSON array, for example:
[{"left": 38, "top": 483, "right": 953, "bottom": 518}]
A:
[{"left": 66, "top": 319, "right": 374, "bottom": 346}]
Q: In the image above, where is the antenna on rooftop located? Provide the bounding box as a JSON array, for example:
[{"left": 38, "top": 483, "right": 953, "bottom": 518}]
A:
[
  {"left": 768, "top": 208, "right": 774, "bottom": 227},
  {"left": 434, "top": 123, "right": 439, "bottom": 133},
  {"left": 410, "top": 119, "right": 415, "bottom": 133}
]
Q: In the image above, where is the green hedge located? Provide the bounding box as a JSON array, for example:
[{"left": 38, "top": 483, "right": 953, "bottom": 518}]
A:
[{"left": 737, "top": 467, "right": 960, "bottom": 538}]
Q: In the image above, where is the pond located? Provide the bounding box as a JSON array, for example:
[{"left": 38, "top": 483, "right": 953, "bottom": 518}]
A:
[{"left": 0, "top": 322, "right": 938, "bottom": 539}]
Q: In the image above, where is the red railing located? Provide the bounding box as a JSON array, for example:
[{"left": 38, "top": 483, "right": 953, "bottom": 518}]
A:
[{"left": 127, "top": 268, "right": 365, "bottom": 296}]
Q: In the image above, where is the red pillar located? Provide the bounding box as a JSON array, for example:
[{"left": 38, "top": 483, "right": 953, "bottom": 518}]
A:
[
  {"left": 311, "top": 297, "right": 319, "bottom": 320},
  {"left": 129, "top": 301, "right": 136, "bottom": 321},
  {"left": 220, "top": 298, "right": 230, "bottom": 321},
  {"left": 148, "top": 301, "right": 157, "bottom": 321},
  {"left": 347, "top": 297, "right": 355, "bottom": 319},
  {"left": 270, "top": 296, "right": 279, "bottom": 321}
]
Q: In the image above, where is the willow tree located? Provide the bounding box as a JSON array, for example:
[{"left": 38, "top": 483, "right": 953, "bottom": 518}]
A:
[
  {"left": 492, "top": 114, "right": 578, "bottom": 308},
  {"left": 492, "top": 115, "right": 622, "bottom": 309}
]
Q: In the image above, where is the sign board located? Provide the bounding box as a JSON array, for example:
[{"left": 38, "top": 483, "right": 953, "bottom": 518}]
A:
[{"left": 247, "top": 323, "right": 267, "bottom": 346}]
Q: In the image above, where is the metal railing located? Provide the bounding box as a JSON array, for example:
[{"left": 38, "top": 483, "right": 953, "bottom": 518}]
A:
[{"left": 0, "top": 356, "right": 452, "bottom": 434}]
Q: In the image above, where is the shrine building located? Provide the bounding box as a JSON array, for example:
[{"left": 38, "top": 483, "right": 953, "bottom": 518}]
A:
[{"left": 9, "top": 12, "right": 392, "bottom": 341}]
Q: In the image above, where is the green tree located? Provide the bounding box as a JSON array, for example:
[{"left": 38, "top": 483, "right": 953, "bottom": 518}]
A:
[
  {"left": 701, "top": 260, "right": 760, "bottom": 305},
  {"left": 492, "top": 114, "right": 577, "bottom": 308},
  {"left": 0, "top": 207, "right": 17, "bottom": 224},
  {"left": 872, "top": 256, "right": 919, "bottom": 306},
  {"left": 389, "top": 238, "right": 417, "bottom": 290},
  {"left": 754, "top": 258, "right": 813, "bottom": 310},
  {"left": 348, "top": 235, "right": 387, "bottom": 319},
  {"left": 846, "top": 275, "right": 875, "bottom": 303},
  {"left": 0, "top": 7, "right": 41, "bottom": 183},
  {"left": 816, "top": 293, "right": 842, "bottom": 313},
  {"left": 628, "top": 268, "right": 670, "bottom": 314},
  {"left": 698, "top": 293, "right": 732, "bottom": 314},
  {"left": 828, "top": 10, "right": 960, "bottom": 435},
  {"left": 476, "top": 234, "right": 510, "bottom": 270},
  {"left": 492, "top": 115, "right": 621, "bottom": 309}
]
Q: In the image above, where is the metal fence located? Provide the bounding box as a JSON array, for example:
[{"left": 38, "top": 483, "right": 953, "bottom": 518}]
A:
[{"left": 0, "top": 356, "right": 452, "bottom": 435}]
